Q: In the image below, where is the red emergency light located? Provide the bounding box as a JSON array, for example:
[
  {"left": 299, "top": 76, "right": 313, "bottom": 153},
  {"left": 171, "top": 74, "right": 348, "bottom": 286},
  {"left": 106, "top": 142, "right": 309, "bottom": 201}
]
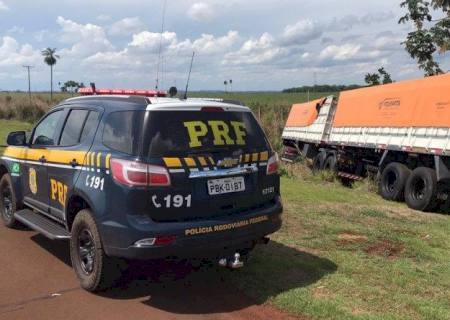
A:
[{"left": 78, "top": 87, "right": 167, "bottom": 97}]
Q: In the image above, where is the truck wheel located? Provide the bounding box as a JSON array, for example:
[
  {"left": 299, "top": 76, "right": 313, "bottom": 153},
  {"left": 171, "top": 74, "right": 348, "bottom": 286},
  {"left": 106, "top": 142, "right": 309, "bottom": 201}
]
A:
[
  {"left": 0, "top": 174, "right": 19, "bottom": 228},
  {"left": 323, "top": 155, "right": 337, "bottom": 172},
  {"left": 379, "top": 163, "right": 411, "bottom": 201},
  {"left": 70, "top": 209, "right": 120, "bottom": 292},
  {"left": 312, "top": 154, "right": 324, "bottom": 173},
  {"left": 404, "top": 167, "right": 438, "bottom": 212}
]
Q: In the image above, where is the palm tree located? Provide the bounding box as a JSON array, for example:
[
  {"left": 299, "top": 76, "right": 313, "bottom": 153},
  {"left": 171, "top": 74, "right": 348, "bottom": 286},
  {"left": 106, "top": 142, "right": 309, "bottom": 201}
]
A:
[
  {"left": 224, "top": 80, "right": 228, "bottom": 93},
  {"left": 229, "top": 79, "right": 233, "bottom": 92},
  {"left": 41, "top": 48, "right": 60, "bottom": 100}
]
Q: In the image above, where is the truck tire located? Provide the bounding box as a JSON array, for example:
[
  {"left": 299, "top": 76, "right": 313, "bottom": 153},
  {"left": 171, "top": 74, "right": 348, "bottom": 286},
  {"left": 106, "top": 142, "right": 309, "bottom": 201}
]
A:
[
  {"left": 70, "top": 209, "right": 120, "bottom": 292},
  {"left": 404, "top": 167, "right": 438, "bottom": 212},
  {"left": 0, "top": 174, "right": 19, "bottom": 228},
  {"left": 379, "top": 162, "right": 411, "bottom": 201},
  {"left": 312, "top": 154, "right": 324, "bottom": 173},
  {"left": 323, "top": 154, "right": 337, "bottom": 172}
]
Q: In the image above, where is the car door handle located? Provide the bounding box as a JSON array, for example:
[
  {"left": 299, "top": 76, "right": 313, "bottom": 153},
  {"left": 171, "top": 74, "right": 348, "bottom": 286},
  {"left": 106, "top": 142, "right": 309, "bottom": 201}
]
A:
[
  {"left": 39, "top": 156, "right": 47, "bottom": 163},
  {"left": 70, "top": 159, "right": 79, "bottom": 168}
]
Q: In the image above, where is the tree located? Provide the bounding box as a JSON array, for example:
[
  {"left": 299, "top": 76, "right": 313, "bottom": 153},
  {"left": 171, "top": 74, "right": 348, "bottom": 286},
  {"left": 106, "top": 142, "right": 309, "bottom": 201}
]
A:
[
  {"left": 365, "top": 67, "right": 394, "bottom": 86},
  {"left": 224, "top": 80, "right": 228, "bottom": 93},
  {"left": 378, "top": 67, "right": 394, "bottom": 84},
  {"left": 399, "top": 0, "right": 450, "bottom": 76},
  {"left": 61, "top": 80, "right": 82, "bottom": 94},
  {"left": 41, "top": 48, "right": 60, "bottom": 100},
  {"left": 365, "top": 73, "right": 381, "bottom": 86},
  {"left": 229, "top": 79, "right": 233, "bottom": 92}
]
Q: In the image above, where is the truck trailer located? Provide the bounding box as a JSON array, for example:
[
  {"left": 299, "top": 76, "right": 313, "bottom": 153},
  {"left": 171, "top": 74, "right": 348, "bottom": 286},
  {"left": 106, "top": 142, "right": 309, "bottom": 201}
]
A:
[{"left": 282, "top": 73, "right": 450, "bottom": 212}]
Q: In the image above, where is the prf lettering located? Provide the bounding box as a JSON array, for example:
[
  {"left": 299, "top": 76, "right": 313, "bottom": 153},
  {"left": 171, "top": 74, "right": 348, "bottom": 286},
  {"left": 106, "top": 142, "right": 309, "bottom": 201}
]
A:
[
  {"left": 50, "top": 179, "right": 68, "bottom": 207},
  {"left": 184, "top": 121, "right": 247, "bottom": 148}
]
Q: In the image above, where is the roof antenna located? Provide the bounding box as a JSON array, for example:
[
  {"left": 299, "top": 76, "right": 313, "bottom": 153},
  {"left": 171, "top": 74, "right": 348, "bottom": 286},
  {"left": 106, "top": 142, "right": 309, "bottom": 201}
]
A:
[
  {"left": 155, "top": 0, "right": 167, "bottom": 90},
  {"left": 183, "top": 51, "right": 195, "bottom": 100}
]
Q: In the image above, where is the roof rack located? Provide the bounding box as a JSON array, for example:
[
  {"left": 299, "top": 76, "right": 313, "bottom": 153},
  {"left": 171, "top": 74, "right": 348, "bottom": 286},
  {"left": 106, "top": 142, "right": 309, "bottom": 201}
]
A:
[{"left": 78, "top": 87, "right": 167, "bottom": 97}]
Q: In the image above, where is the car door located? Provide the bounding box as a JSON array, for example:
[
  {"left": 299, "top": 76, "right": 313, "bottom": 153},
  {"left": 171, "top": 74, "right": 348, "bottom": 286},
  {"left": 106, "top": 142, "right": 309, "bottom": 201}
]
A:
[
  {"left": 47, "top": 107, "right": 101, "bottom": 220},
  {"left": 23, "top": 109, "right": 66, "bottom": 215}
]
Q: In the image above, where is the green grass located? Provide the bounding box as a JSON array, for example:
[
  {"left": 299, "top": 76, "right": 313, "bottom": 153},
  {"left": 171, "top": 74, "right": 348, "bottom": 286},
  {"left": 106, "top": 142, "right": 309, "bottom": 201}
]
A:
[
  {"left": 1, "top": 105, "right": 449, "bottom": 320},
  {"left": 223, "top": 168, "right": 450, "bottom": 320},
  {"left": 0, "top": 91, "right": 335, "bottom": 150}
]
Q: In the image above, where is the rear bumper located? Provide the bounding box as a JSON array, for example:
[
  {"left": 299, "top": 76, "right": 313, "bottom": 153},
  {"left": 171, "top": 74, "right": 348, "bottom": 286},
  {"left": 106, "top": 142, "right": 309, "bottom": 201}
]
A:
[{"left": 101, "top": 197, "right": 283, "bottom": 260}]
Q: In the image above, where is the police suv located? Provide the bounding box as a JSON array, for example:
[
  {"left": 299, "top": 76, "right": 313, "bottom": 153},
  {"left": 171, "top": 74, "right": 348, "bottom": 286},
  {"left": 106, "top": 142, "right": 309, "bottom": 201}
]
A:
[{"left": 0, "top": 89, "right": 282, "bottom": 291}]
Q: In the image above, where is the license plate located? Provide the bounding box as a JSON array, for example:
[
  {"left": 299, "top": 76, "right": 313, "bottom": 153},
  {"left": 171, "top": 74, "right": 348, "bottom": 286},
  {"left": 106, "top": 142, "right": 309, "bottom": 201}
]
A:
[{"left": 207, "top": 177, "right": 245, "bottom": 195}]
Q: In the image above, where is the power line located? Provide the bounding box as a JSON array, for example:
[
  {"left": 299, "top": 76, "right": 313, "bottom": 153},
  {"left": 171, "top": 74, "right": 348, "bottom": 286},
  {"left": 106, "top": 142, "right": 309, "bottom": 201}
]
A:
[{"left": 22, "top": 65, "right": 34, "bottom": 104}]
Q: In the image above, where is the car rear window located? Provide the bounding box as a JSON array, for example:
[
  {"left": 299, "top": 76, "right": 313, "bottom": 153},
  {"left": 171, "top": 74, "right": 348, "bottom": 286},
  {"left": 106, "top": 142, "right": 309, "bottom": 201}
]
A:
[
  {"left": 103, "top": 111, "right": 144, "bottom": 155},
  {"left": 145, "top": 110, "right": 269, "bottom": 157}
]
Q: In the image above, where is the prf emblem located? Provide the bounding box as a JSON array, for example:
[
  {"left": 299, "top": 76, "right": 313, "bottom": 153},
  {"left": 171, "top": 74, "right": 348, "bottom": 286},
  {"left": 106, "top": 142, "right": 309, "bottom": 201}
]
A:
[{"left": 29, "top": 168, "right": 38, "bottom": 195}]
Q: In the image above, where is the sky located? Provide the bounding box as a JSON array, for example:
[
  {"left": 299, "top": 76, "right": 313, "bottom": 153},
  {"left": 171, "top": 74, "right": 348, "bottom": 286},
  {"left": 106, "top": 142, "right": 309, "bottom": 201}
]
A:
[{"left": 0, "top": 0, "right": 449, "bottom": 91}]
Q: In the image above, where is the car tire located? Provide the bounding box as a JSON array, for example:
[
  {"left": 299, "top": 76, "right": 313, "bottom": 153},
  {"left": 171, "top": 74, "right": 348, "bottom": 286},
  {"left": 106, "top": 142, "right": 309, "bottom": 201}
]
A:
[
  {"left": 323, "top": 154, "right": 337, "bottom": 172},
  {"left": 0, "top": 174, "right": 19, "bottom": 228},
  {"left": 70, "top": 209, "right": 121, "bottom": 292},
  {"left": 405, "top": 167, "right": 438, "bottom": 212},
  {"left": 379, "top": 162, "right": 411, "bottom": 201}
]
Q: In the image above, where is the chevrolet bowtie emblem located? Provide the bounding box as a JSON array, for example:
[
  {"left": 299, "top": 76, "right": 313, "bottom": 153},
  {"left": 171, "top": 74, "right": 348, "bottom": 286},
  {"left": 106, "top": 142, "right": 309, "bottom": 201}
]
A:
[{"left": 217, "top": 158, "right": 239, "bottom": 168}]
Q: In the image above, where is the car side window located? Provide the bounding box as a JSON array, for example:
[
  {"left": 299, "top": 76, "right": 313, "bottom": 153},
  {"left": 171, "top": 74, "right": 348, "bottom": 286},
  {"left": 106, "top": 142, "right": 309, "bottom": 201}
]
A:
[
  {"left": 80, "top": 111, "right": 100, "bottom": 142},
  {"left": 32, "top": 110, "right": 64, "bottom": 146},
  {"left": 59, "top": 109, "right": 90, "bottom": 146}
]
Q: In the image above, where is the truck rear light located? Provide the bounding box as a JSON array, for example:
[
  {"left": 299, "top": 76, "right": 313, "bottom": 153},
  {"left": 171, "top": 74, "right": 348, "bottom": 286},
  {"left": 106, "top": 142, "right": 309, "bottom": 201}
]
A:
[
  {"left": 110, "top": 159, "right": 171, "bottom": 187},
  {"left": 266, "top": 152, "right": 279, "bottom": 175}
]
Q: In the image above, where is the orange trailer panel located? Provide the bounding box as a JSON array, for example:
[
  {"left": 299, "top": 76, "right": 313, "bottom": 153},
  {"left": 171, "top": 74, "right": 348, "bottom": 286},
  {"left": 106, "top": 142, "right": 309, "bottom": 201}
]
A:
[
  {"left": 333, "top": 73, "right": 450, "bottom": 128},
  {"left": 285, "top": 98, "right": 325, "bottom": 127}
]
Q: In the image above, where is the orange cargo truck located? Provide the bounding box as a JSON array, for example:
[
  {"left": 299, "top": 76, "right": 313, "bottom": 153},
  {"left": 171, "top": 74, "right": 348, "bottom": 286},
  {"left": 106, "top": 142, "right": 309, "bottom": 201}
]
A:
[{"left": 282, "top": 73, "right": 450, "bottom": 212}]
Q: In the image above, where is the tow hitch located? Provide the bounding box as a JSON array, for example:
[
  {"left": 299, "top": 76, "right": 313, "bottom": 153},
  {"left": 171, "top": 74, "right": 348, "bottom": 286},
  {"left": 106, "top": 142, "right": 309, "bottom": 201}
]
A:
[
  {"left": 218, "top": 253, "right": 244, "bottom": 269},
  {"left": 218, "top": 237, "right": 270, "bottom": 269}
]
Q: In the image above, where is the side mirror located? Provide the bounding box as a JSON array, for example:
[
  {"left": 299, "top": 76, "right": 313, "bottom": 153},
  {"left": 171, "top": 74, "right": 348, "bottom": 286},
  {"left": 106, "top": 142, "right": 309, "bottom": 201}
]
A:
[{"left": 7, "top": 131, "right": 27, "bottom": 146}]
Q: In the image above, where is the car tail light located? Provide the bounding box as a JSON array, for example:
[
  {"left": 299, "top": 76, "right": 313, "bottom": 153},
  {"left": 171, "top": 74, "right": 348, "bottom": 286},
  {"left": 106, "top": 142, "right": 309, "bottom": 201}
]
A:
[
  {"left": 266, "top": 152, "right": 279, "bottom": 175},
  {"left": 148, "top": 164, "right": 171, "bottom": 186},
  {"left": 110, "top": 158, "right": 171, "bottom": 187}
]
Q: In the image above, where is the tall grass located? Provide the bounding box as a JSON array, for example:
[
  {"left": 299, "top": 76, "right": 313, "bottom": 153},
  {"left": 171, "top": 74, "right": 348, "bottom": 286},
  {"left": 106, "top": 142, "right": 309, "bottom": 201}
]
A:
[{"left": 0, "top": 91, "right": 336, "bottom": 149}]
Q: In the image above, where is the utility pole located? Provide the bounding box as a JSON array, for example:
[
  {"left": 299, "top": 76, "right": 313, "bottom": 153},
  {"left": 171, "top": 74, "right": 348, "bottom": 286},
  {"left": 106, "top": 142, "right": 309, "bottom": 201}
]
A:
[{"left": 22, "top": 65, "right": 34, "bottom": 104}]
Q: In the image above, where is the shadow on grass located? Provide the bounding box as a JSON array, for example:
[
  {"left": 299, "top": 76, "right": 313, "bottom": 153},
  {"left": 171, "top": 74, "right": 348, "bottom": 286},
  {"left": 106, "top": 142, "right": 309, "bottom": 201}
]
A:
[{"left": 31, "top": 235, "right": 337, "bottom": 315}]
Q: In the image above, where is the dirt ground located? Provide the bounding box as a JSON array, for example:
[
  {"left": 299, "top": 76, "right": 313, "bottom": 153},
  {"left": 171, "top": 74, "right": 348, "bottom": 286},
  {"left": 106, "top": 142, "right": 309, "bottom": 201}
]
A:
[{"left": 0, "top": 224, "right": 304, "bottom": 320}]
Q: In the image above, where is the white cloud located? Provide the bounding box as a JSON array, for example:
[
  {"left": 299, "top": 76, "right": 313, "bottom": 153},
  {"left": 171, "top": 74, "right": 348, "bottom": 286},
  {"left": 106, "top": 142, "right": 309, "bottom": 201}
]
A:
[
  {"left": 224, "top": 33, "right": 288, "bottom": 65},
  {"left": 188, "top": 2, "right": 215, "bottom": 22},
  {"left": 282, "top": 19, "right": 323, "bottom": 45},
  {"left": 109, "top": 17, "right": 146, "bottom": 36},
  {"left": 0, "top": 1, "right": 8, "bottom": 11},
  {"left": 128, "top": 30, "right": 239, "bottom": 55},
  {"left": 329, "top": 11, "right": 395, "bottom": 32},
  {"left": 129, "top": 31, "right": 177, "bottom": 52},
  {"left": 189, "top": 31, "right": 239, "bottom": 54},
  {"left": 0, "top": 36, "right": 40, "bottom": 67},
  {"left": 56, "top": 16, "right": 113, "bottom": 57},
  {"left": 319, "top": 44, "right": 361, "bottom": 61}
]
